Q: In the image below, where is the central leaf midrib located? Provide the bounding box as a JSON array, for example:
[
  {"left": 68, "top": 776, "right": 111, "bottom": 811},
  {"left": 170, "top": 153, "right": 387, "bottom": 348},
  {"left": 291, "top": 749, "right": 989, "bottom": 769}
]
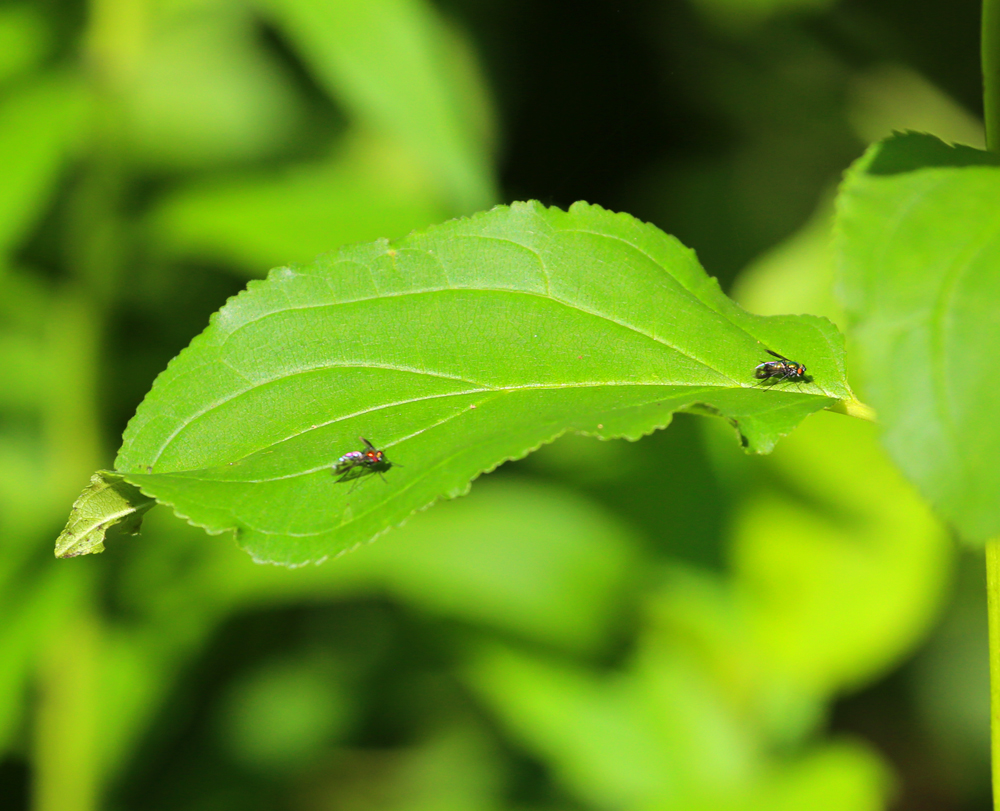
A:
[{"left": 141, "top": 378, "right": 826, "bottom": 479}]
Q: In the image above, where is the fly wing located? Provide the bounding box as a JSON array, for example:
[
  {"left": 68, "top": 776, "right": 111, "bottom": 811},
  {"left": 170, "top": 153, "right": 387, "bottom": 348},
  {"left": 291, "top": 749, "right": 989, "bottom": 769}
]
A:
[
  {"left": 336, "top": 465, "right": 369, "bottom": 483},
  {"left": 766, "top": 349, "right": 790, "bottom": 361}
]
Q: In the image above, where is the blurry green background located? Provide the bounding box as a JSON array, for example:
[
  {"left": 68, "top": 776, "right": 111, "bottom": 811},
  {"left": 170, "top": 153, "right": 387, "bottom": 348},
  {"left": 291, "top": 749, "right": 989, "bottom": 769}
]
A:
[{"left": 0, "top": 0, "right": 988, "bottom": 809}]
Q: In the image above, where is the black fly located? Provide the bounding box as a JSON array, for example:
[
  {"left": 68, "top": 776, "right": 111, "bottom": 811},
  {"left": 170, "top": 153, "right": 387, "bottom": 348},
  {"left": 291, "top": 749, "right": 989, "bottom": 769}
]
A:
[{"left": 754, "top": 349, "right": 809, "bottom": 385}]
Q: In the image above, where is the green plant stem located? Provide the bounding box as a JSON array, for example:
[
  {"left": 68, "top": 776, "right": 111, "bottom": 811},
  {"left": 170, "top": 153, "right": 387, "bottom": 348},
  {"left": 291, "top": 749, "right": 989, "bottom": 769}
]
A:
[
  {"left": 985, "top": 0, "right": 1000, "bottom": 150},
  {"left": 988, "top": 538, "right": 1000, "bottom": 811}
]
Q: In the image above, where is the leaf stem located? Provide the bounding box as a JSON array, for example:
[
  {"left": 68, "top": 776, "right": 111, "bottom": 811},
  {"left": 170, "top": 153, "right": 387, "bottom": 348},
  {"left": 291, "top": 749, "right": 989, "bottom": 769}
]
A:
[
  {"left": 827, "top": 398, "right": 877, "bottom": 422},
  {"left": 985, "top": 0, "right": 1000, "bottom": 151},
  {"left": 988, "top": 538, "right": 1000, "bottom": 811}
]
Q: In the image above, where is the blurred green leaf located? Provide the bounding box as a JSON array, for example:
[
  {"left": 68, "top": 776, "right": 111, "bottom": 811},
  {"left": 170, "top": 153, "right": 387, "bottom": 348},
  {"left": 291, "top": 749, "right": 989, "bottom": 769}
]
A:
[
  {"left": 95, "top": 202, "right": 847, "bottom": 565},
  {"left": 0, "top": 265, "right": 49, "bottom": 327},
  {"left": 733, "top": 412, "right": 951, "bottom": 705},
  {"left": 0, "top": 429, "right": 52, "bottom": 571},
  {"left": 122, "top": 478, "right": 635, "bottom": 649},
  {"left": 55, "top": 472, "right": 155, "bottom": 558},
  {"left": 264, "top": 0, "right": 496, "bottom": 210},
  {"left": 467, "top": 576, "right": 894, "bottom": 811},
  {"left": 847, "top": 65, "right": 985, "bottom": 149},
  {"left": 0, "top": 270, "right": 50, "bottom": 412},
  {"left": 732, "top": 199, "right": 837, "bottom": 321},
  {"left": 0, "top": 5, "right": 49, "bottom": 85},
  {"left": 911, "top": 555, "right": 990, "bottom": 797},
  {"left": 147, "top": 131, "right": 450, "bottom": 273},
  {"left": 122, "top": 4, "right": 301, "bottom": 169},
  {"left": 341, "top": 478, "right": 637, "bottom": 652},
  {"left": 466, "top": 641, "right": 717, "bottom": 810},
  {"left": 754, "top": 741, "right": 891, "bottom": 811},
  {"left": 0, "top": 72, "right": 88, "bottom": 262},
  {"left": 80, "top": 477, "right": 636, "bottom": 784},
  {"left": 309, "top": 725, "right": 506, "bottom": 811},
  {"left": 218, "top": 657, "right": 351, "bottom": 772},
  {"left": 836, "top": 132, "right": 1000, "bottom": 541},
  {"left": 689, "top": 0, "right": 837, "bottom": 28}
]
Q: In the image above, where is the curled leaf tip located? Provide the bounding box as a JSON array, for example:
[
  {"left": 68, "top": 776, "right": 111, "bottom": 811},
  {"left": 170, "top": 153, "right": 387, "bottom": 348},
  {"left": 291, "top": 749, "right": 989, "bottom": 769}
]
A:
[{"left": 54, "top": 471, "right": 155, "bottom": 559}]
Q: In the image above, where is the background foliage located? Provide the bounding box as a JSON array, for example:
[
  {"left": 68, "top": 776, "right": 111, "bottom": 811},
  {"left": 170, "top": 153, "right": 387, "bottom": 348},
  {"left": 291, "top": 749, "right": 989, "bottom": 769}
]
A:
[{"left": 0, "top": 0, "right": 988, "bottom": 809}]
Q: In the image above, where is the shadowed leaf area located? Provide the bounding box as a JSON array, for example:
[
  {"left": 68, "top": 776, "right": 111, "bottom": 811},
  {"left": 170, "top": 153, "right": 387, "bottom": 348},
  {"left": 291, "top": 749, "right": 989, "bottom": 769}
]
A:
[{"left": 80, "top": 201, "right": 846, "bottom": 565}]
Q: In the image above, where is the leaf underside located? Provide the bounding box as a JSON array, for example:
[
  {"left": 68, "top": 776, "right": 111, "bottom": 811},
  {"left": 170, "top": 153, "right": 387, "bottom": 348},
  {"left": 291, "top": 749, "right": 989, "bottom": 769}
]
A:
[{"left": 94, "top": 202, "right": 845, "bottom": 565}]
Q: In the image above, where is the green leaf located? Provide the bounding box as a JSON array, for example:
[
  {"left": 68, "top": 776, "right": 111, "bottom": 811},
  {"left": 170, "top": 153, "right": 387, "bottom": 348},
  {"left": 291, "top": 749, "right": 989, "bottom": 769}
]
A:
[
  {"left": 108, "top": 201, "right": 847, "bottom": 566},
  {"left": 464, "top": 638, "right": 892, "bottom": 811},
  {"left": 836, "top": 131, "right": 1000, "bottom": 541},
  {"left": 756, "top": 742, "right": 891, "bottom": 811},
  {"left": 264, "top": 0, "right": 496, "bottom": 211},
  {"left": 54, "top": 472, "right": 155, "bottom": 558},
  {"left": 122, "top": 3, "right": 301, "bottom": 170}
]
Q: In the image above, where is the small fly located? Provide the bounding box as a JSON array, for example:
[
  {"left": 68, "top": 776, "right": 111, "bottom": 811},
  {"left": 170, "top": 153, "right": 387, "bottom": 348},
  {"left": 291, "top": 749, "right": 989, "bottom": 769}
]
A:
[
  {"left": 754, "top": 349, "right": 809, "bottom": 385},
  {"left": 334, "top": 437, "right": 395, "bottom": 485}
]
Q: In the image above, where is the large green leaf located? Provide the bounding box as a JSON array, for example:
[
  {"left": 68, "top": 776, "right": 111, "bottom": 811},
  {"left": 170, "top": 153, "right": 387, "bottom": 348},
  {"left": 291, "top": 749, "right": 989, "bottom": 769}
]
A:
[
  {"left": 836, "top": 132, "right": 1000, "bottom": 541},
  {"left": 74, "top": 202, "right": 849, "bottom": 565}
]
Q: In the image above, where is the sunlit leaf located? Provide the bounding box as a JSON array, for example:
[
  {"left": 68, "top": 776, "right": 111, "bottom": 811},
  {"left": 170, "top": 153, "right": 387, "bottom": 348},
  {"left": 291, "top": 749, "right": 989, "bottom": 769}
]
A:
[
  {"left": 836, "top": 131, "right": 1000, "bottom": 541},
  {"left": 90, "top": 202, "right": 849, "bottom": 565}
]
